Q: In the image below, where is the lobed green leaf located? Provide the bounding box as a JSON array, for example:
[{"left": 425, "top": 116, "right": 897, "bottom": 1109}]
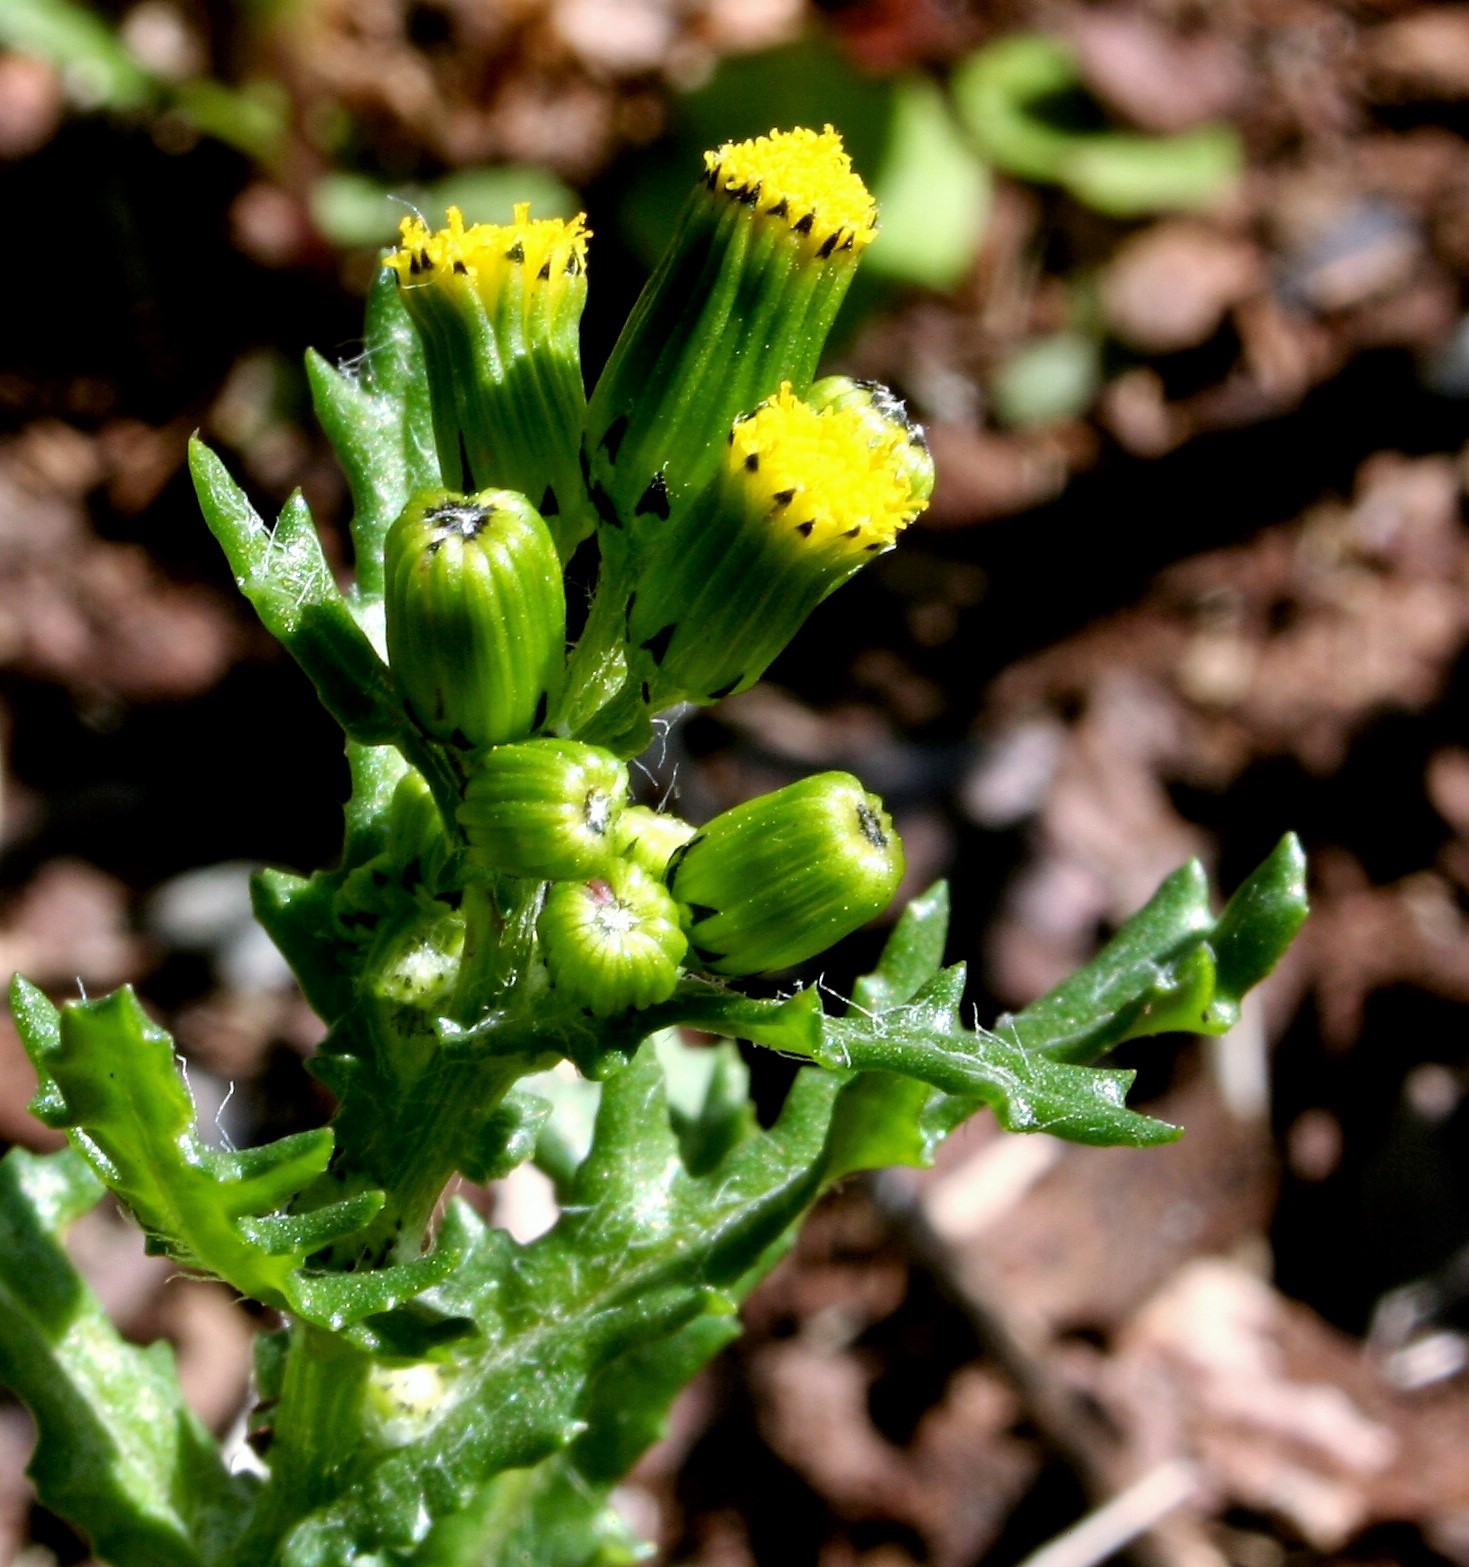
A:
[
  {"left": 0, "top": 1147, "right": 247, "bottom": 1567},
  {"left": 305, "top": 266, "right": 440, "bottom": 604},
  {"left": 188, "top": 442, "right": 402, "bottom": 743},
  {"left": 11, "top": 979, "right": 453, "bottom": 1331},
  {"left": 649, "top": 839, "right": 1307, "bottom": 1155}
]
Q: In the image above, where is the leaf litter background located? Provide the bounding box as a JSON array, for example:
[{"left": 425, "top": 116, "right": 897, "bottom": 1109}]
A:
[{"left": 4, "top": 0, "right": 1469, "bottom": 1563}]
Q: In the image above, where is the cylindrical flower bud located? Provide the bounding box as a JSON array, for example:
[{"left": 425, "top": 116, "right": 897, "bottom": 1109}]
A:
[
  {"left": 669, "top": 773, "right": 904, "bottom": 975},
  {"left": 459, "top": 740, "right": 628, "bottom": 881},
  {"left": 384, "top": 205, "right": 593, "bottom": 559},
  {"left": 385, "top": 488, "right": 565, "bottom": 752},
  {"left": 625, "top": 383, "right": 929, "bottom": 709},
  {"left": 806, "top": 376, "right": 934, "bottom": 506},
  {"left": 611, "top": 805, "right": 697, "bottom": 880},
  {"left": 538, "top": 862, "right": 687, "bottom": 1015},
  {"left": 585, "top": 127, "right": 878, "bottom": 548}
]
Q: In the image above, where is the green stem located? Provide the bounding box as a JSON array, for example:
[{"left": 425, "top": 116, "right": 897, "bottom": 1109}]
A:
[
  {"left": 336, "top": 1024, "right": 556, "bottom": 1267},
  {"left": 380, "top": 1051, "right": 534, "bottom": 1257},
  {"left": 451, "top": 884, "right": 500, "bottom": 1020},
  {"left": 559, "top": 551, "right": 635, "bottom": 738},
  {"left": 449, "top": 879, "right": 544, "bottom": 1023},
  {"left": 234, "top": 1325, "right": 372, "bottom": 1567}
]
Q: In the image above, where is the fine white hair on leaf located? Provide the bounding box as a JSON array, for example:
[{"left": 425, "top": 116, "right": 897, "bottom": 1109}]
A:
[{"left": 214, "top": 1080, "right": 238, "bottom": 1154}]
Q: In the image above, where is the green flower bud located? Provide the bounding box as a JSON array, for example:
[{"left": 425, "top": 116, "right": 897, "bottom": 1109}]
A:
[
  {"left": 806, "top": 376, "right": 935, "bottom": 505},
  {"left": 538, "top": 862, "right": 687, "bottom": 1015},
  {"left": 585, "top": 127, "right": 878, "bottom": 546},
  {"left": 384, "top": 205, "right": 592, "bottom": 559},
  {"left": 385, "top": 488, "right": 565, "bottom": 752},
  {"left": 625, "top": 383, "right": 929, "bottom": 708},
  {"left": 612, "top": 805, "right": 697, "bottom": 880},
  {"left": 459, "top": 740, "right": 628, "bottom": 881},
  {"left": 669, "top": 773, "right": 903, "bottom": 975}
]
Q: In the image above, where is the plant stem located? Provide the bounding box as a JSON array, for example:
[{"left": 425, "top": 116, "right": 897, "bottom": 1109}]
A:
[
  {"left": 335, "top": 1021, "right": 556, "bottom": 1267},
  {"left": 232, "top": 1325, "right": 373, "bottom": 1567},
  {"left": 374, "top": 1050, "right": 537, "bottom": 1259},
  {"left": 559, "top": 555, "right": 634, "bottom": 738}
]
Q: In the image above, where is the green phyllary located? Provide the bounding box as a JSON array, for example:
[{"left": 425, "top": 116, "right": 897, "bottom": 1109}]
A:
[
  {"left": 611, "top": 805, "right": 698, "bottom": 879},
  {"left": 586, "top": 125, "right": 879, "bottom": 543},
  {"left": 621, "top": 381, "right": 932, "bottom": 713}
]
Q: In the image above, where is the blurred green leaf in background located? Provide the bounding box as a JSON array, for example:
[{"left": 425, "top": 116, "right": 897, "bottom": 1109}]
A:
[
  {"left": 311, "top": 167, "right": 580, "bottom": 253},
  {"left": 951, "top": 33, "right": 1242, "bottom": 218}
]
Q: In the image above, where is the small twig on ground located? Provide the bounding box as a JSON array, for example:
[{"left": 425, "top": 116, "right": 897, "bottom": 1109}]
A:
[{"left": 1014, "top": 1460, "right": 1200, "bottom": 1567}]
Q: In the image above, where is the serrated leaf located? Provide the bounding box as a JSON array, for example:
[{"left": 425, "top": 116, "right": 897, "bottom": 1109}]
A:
[
  {"left": 413, "top": 1306, "right": 742, "bottom": 1567},
  {"left": 569, "top": 1310, "right": 741, "bottom": 1489},
  {"left": 641, "top": 982, "right": 824, "bottom": 1057},
  {"left": 817, "top": 967, "right": 1180, "bottom": 1147},
  {"left": 526, "top": 1068, "right": 604, "bottom": 1197},
  {"left": 188, "top": 443, "right": 402, "bottom": 742},
  {"left": 0, "top": 1147, "right": 248, "bottom": 1567},
  {"left": 306, "top": 266, "right": 439, "bottom": 604},
  {"left": 409, "top": 1459, "right": 649, "bottom": 1567},
  {"left": 824, "top": 1070, "right": 938, "bottom": 1179},
  {"left": 292, "top": 1251, "right": 459, "bottom": 1335},
  {"left": 11, "top": 978, "right": 450, "bottom": 1331},
  {"left": 1003, "top": 859, "right": 1215, "bottom": 1064},
  {"left": 205, "top": 1130, "right": 340, "bottom": 1217},
  {"left": 1007, "top": 834, "right": 1308, "bottom": 1063},
  {"left": 238, "top": 1192, "right": 385, "bottom": 1256},
  {"left": 251, "top": 867, "right": 359, "bottom": 1022},
  {"left": 343, "top": 741, "right": 412, "bottom": 863},
  {"left": 655, "top": 1031, "right": 759, "bottom": 1178},
  {"left": 653, "top": 945, "right": 1175, "bottom": 1150},
  {"left": 250, "top": 746, "right": 428, "bottom": 1029}
]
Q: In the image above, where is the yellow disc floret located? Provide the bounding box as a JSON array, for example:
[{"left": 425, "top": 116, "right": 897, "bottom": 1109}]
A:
[
  {"left": 703, "top": 126, "right": 878, "bottom": 257},
  {"left": 384, "top": 203, "right": 591, "bottom": 308},
  {"left": 727, "top": 383, "right": 925, "bottom": 553}
]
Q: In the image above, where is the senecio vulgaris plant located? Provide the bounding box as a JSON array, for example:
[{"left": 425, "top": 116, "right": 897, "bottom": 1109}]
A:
[{"left": 2, "top": 127, "right": 1307, "bottom": 1567}]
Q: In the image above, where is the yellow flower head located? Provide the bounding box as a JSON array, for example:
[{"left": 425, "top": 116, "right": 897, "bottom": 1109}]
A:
[
  {"left": 703, "top": 126, "right": 878, "bottom": 258},
  {"left": 727, "top": 383, "right": 926, "bottom": 554},
  {"left": 384, "top": 203, "right": 591, "bottom": 311}
]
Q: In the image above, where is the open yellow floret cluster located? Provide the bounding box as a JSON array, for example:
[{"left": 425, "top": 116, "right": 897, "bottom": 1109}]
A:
[
  {"left": 385, "top": 203, "right": 591, "bottom": 306},
  {"left": 728, "top": 383, "right": 919, "bottom": 552},
  {"left": 704, "top": 125, "right": 878, "bottom": 257}
]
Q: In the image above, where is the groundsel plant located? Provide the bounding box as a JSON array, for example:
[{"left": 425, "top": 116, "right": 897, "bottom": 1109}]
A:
[{"left": 2, "top": 127, "right": 1307, "bottom": 1567}]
